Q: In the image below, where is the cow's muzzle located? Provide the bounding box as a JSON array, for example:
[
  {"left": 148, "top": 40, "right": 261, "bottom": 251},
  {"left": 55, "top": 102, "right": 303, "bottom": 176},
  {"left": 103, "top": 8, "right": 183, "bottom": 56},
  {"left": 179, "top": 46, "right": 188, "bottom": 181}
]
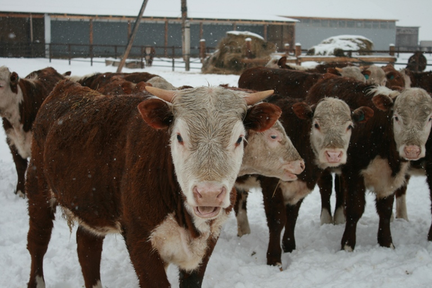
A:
[{"left": 192, "top": 183, "right": 227, "bottom": 218}]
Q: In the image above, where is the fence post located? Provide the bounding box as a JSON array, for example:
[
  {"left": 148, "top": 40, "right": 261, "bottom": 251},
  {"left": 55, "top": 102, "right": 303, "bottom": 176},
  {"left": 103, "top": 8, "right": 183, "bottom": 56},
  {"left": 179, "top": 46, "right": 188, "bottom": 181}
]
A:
[
  {"left": 49, "top": 43, "right": 52, "bottom": 63},
  {"left": 245, "top": 38, "right": 253, "bottom": 58},
  {"left": 90, "top": 44, "right": 93, "bottom": 66},
  {"left": 200, "top": 39, "right": 206, "bottom": 62},
  {"left": 284, "top": 43, "right": 290, "bottom": 56},
  {"left": 295, "top": 43, "right": 302, "bottom": 65},
  {"left": 172, "top": 46, "right": 175, "bottom": 71},
  {"left": 68, "top": 44, "right": 71, "bottom": 65},
  {"left": 389, "top": 44, "right": 395, "bottom": 56}
]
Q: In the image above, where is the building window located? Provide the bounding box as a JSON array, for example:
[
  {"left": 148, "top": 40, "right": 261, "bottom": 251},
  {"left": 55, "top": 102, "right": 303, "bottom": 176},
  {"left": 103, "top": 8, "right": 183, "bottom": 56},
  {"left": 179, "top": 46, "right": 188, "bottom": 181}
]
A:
[
  {"left": 373, "top": 21, "right": 379, "bottom": 29},
  {"left": 380, "top": 21, "right": 388, "bottom": 29},
  {"left": 321, "top": 20, "right": 329, "bottom": 27},
  {"left": 330, "top": 20, "right": 337, "bottom": 27},
  {"left": 302, "top": 19, "right": 310, "bottom": 27},
  {"left": 347, "top": 21, "right": 355, "bottom": 28},
  {"left": 338, "top": 20, "right": 346, "bottom": 27},
  {"left": 388, "top": 22, "right": 395, "bottom": 29},
  {"left": 364, "top": 21, "right": 372, "bottom": 28},
  {"left": 356, "top": 21, "right": 363, "bottom": 28}
]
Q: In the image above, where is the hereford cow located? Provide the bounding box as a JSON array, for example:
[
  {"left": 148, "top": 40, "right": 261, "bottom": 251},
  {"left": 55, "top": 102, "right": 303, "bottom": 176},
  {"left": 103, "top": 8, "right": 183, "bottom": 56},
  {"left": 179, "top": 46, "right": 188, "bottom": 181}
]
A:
[
  {"left": 0, "top": 66, "right": 66, "bottom": 197},
  {"left": 238, "top": 66, "right": 372, "bottom": 99},
  {"left": 400, "top": 69, "right": 432, "bottom": 93},
  {"left": 26, "top": 80, "right": 293, "bottom": 288},
  {"left": 70, "top": 71, "right": 159, "bottom": 89},
  {"left": 235, "top": 95, "right": 374, "bottom": 267},
  {"left": 308, "top": 76, "right": 432, "bottom": 251},
  {"left": 406, "top": 51, "right": 427, "bottom": 72}
]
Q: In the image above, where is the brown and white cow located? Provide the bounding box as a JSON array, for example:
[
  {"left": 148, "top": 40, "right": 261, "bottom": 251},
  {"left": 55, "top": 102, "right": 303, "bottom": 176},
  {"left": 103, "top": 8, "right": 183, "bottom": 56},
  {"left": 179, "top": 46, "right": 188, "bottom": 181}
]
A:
[
  {"left": 0, "top": 66, "right": 66, "bottom": 197},
  {"left": 308, "top": 76, "right": 432, "bottom": 251},
  {"left": 238, "top": 66, "right": 371, "bottom": 99},
  {"left": 234, "top": 95, "right": 373, "bottom": 267},
  {"left": 25, "top": 80, "right": 292, "bottom": 288},
  {"left": 400, "top": 69, "right": 432, "bottom": 93}
]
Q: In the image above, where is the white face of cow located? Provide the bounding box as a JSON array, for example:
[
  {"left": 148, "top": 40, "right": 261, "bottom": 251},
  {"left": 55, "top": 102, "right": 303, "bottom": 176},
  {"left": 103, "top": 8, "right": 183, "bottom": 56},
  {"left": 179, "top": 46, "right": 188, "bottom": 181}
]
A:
[
  {"left": 0, "top": 66, "right": 23, "bottom": 122},
  {"left": 310, "top": 98, "right": 354, "bottom": 168},
  {"left": 240, "top": 120, "right": 305, "bottom": 181},
  {"left": 392, "top": 88, "right": 432, "bottom": 160},
  {"left": 139, "top": 86, "right": 278, "bottom": 220}
]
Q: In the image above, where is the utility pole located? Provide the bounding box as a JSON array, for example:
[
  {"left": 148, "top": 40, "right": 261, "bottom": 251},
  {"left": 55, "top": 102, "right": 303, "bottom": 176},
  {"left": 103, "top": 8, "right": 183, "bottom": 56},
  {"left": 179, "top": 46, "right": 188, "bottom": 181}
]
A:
[
  {"left": 116, "top": 0, "right": 149, "bottom": 72},
  {"left": 181, "top": 0, "right": 190, "bottom": 71}
]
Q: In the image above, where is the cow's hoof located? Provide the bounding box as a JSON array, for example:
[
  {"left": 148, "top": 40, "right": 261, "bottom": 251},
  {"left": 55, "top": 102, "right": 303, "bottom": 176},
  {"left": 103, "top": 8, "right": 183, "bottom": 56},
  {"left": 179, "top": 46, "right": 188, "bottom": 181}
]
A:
[{"left": 343, "top": 244, "right": 353, "bottom": 252}]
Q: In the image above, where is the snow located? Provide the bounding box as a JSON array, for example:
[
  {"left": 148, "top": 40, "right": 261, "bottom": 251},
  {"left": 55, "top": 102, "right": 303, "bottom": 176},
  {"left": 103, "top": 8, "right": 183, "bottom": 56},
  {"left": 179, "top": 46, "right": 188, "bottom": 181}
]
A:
[
  {"left": 227, "top": 31, "right": 264, "bottom": 41},
  {"left": 309, "top": 35, "right": 374, "bottom": 56},
  {"left": 1, "top": 56, "right": 432, "bottom": 287}
]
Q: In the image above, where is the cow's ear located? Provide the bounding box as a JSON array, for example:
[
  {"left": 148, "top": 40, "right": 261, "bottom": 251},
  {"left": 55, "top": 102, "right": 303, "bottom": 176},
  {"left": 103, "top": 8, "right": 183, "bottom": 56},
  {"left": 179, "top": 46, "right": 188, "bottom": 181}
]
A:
[
  {"left": 292, "top": 102, "right": 314, "bottom": 120},
  {"left": 362, "top": 70, "right": 371, "bottom": 80},
  {"left": 137, "top": 98, "right": 173, "bottom": 129},
  {"left": 352, "top": 106, "right": 374, "bottom": 123},
  {"left": 278, "top": 56, "right": 287, "bottom": 68},
  {"left": 372, "top": 94, "right": 394, "bottom": 111},
  {"left": 326, "top": 67, "right": 341, "bottom": 76},
  {"left": 244, "top": 102, "right": 282, "bottom": 132},
  {"left": 10, "top": 72, "right": 19, "bottom": 93}
]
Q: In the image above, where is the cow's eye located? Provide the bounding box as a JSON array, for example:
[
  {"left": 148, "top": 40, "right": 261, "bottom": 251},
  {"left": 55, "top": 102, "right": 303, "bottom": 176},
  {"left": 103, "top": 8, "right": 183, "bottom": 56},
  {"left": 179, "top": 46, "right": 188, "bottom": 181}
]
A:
[
  {"left": 177, "top": 134, "right": 183, "bottom": 144},
  {"left": 394, "top": 116, "right": 399, "bottom": 122},
  {"left": 314, "top": 123, "right": 320, "bottom": 130},
  {"left": 270, "top": 135, "right": 277, "bottom": 140},
  {"left": 235, "top": 136, "right": 243, "bottom": 146},
  {"left": 348, "top": 124, "right": 353, "bottom": 130}
]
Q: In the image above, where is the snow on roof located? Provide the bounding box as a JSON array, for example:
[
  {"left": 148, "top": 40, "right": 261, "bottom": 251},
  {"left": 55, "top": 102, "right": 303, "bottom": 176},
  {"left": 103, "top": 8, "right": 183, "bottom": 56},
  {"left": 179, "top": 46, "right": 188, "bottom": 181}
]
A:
[{"left": 227, "top": 31, "right": 264, "bottom": 40}]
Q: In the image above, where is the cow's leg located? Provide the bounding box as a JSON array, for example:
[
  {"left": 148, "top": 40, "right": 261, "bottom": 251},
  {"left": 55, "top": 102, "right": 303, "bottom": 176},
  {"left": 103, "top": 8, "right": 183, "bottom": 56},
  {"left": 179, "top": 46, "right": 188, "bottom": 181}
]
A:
[
  {"left": 124, "top": 230, "right": 170, "bottom": 287},
  {"left": 8, "top": 142, "right": 28, "bottom": 197},
  {"left": 318, "top": 170, "right": 333, "bottom": 225},
  {"left": 179, "top": 236, "right": 218, "bottom": 288},
  {"left": 341, "top": 173, "right": 366, "bottom": 251},
  {"left": 261, "top": 179, "right": 286, "bottom": 268},
  {"left": 394, "top": 175, "right": 410, "bottom": 221},
  {"left": 282, "top": 199, "right": 303, "bottom": 253},
  {"left": 76, "top": 226, "right": 105, "bottom": 288},
  {"left": 26, "top": 158, "right": 55, "bottom": 288},
  {"left": 376, "top": 194, "right": 395, "bottom": 248},
  {"left": 234, "top": 188, "right": 251, "bottom": 237},
  {"left": 426, "top": 165, "right": 432, "bottom": 241},
  {"left": 333, "top": 174, "right": 346, "bottom": 225}
]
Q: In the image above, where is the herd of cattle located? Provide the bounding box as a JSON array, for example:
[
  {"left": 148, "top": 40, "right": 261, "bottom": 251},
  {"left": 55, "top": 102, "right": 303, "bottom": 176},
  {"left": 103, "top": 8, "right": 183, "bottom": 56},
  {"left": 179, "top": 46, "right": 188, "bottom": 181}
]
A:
[{"left": 1, "top": 53, "right": 432, "bottom": 287}]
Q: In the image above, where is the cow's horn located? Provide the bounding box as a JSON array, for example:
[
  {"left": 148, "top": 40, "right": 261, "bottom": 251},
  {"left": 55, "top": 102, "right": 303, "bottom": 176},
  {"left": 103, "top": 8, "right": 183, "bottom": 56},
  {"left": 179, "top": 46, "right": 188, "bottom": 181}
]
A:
[
  {"left": 244, "top": 90, "right": 274, "bottom": 105},
  {"left": 145, "top": 86, "right": 177, "bottom": 102}
]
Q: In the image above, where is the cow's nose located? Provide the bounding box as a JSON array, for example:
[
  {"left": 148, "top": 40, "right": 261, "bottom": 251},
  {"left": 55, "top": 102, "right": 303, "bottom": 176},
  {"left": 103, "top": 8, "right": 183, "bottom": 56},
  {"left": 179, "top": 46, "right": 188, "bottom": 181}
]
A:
[
  {"left": 193, "top": 183, "right": 227, "bottom": 207},
  {"left": 404, "top": 145, "right": 421, "bottom": 160}
]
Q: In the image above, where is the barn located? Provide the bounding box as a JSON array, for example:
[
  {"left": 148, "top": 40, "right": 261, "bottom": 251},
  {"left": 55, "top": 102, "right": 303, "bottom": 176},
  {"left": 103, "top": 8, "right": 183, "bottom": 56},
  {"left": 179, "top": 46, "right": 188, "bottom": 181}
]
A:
[{"left": 0, "top": 0, "right": 411, "bottom": 59}]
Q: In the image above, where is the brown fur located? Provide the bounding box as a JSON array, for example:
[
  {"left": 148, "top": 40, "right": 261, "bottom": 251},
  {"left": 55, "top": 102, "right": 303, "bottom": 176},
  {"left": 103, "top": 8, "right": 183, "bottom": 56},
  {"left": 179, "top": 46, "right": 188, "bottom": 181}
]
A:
[{"left": 26, "top": 80, "right": 280, "bottom": 288}]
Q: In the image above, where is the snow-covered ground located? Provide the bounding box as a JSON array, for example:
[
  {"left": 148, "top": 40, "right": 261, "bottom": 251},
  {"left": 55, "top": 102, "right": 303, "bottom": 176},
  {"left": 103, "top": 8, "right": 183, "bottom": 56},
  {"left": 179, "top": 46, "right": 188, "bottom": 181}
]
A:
[{"left": 1, "top": 56, "right": 432, "bottom": 287}]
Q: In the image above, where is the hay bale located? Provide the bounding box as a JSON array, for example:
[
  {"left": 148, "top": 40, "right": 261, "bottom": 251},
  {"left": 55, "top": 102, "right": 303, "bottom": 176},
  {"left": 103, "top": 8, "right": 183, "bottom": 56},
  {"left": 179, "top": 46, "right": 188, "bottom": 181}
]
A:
[
  {"left": 307, "top": 35, "right": 374, "bottom": 56},
  {"left": 201, "top": 31, "right": 276, "bottom": 75}
]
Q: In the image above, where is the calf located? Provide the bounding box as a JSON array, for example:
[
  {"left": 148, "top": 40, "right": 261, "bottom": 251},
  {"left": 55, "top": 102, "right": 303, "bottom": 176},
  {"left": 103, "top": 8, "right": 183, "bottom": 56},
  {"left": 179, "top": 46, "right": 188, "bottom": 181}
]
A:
[
  {"left": 0, "top": 66, "right": 65, "bottom": 197},
  {"left": 26, "top": 80, "right": 288, "bottom": 288},
  {"left": 401, "top": 69, "right": 432, "bottom": 93},
  {"left": 235, "top": 95, "right": 373, "bottom": 267},
  {"left": 406, "top": 51, "right": 427, "bottom": 72},
  {"left": 308, "top": 76, "right": 432, "bottom": 251}
]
